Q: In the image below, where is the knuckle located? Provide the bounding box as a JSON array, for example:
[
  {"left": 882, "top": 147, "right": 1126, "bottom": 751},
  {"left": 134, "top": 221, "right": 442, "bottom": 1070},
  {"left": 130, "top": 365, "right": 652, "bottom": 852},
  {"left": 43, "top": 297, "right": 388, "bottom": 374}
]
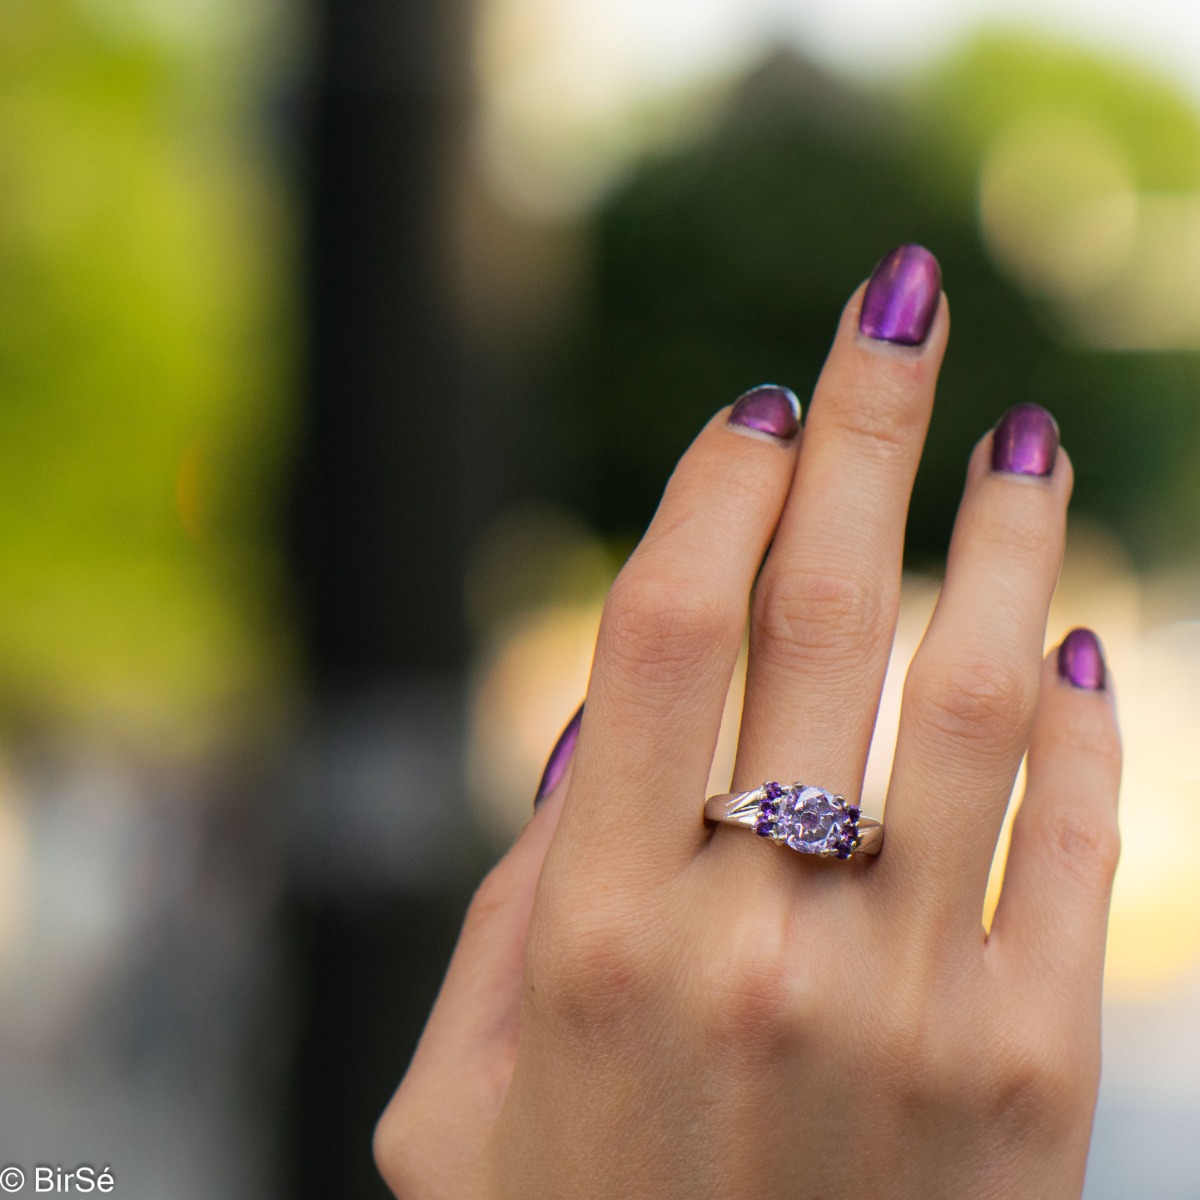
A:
[
  {"left": 1038, "top": 811, "right": 1122, "bottom": 882},
  {"left": 753, "top": 564, "right": 891, "bottom": 667},
  {"left": 697, "top": 932, "right": 795, "bottom": 1059},
  {"left": 529, "top": 902, "right": 651, "bottom": 1031},
  {"left": 895, "top": 1002, "right": 1097, "bottom": 1127},
  {"left": 890, "top": 1010, "right": 1027, "bottom": 1116},
  {"left": 600, "top": 567, "right": 738, "bottom": 687},
  {"left": 823, "top": 372, "right": 926, "bottom": 458},
  {"left": 984, "top": 1021, "right": 1099, "bottom": 1131},
  {"left": 867, "top": 974, "right": 1099, "bottom": 1130},
  {"left": 906, "top": 653, "right": 1036, "bottom": 755},
  {"left": 976, "top": 494, "right": 1060, "bottom": 561}
]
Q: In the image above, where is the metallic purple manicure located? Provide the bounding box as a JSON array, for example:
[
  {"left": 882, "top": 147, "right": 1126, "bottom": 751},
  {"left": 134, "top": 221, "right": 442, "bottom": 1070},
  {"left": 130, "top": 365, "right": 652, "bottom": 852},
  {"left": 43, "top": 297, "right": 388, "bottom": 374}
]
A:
[
  {"left": 858, "top": 244, "right": 941, "bottom": 346},
  {"left": 1058, "top": 628, "right": 1106, "bottom": 691},
  {"left": 534, "top": 702, "right": 583, "bottom": 807},
  {"left": 727, "top": 384, "right": 801, "bottom": 440},
  {"left": 991, "top": 404, "right": 1059, "bottom": 477}
]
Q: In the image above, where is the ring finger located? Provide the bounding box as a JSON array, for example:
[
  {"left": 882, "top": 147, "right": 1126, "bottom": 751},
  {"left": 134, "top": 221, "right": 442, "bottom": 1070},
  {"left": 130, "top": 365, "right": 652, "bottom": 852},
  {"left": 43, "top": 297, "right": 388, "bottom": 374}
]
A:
[{"left": 729, "top": 245, "right": 946, "bottom": 810}]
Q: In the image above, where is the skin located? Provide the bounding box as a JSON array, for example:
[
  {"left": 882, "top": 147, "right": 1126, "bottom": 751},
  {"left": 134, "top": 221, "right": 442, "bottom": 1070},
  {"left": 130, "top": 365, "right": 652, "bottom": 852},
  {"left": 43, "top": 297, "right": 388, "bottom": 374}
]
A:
[{"left": 374, "top": 277, "right": 1122, "bottom": 1199}]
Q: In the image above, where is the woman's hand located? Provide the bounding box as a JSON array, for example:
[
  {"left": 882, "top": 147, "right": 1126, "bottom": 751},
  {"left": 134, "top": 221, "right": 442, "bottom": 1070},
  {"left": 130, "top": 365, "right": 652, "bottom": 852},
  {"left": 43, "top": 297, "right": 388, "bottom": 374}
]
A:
[{"left": 374, "top": 246, "right": 1121, "bottom": 1200}]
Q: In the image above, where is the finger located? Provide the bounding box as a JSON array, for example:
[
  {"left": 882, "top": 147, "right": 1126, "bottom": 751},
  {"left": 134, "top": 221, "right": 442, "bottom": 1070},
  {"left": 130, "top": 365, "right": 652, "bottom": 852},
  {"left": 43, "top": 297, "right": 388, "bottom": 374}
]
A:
[
  {"left": 560, "top": 387, "right": 803, "bottom": 866},
  {"left": 883, "top": 405, "right": 1071, "bottom": 925},
  {"left": 989, "top": 632, "right": 1121, "bottom": 994},
  {"left": 376, "top": 706, "right": 580, "bottom": 1167},
  {"left": 732, "top": 246, "right": 945, "bottom": 804}
]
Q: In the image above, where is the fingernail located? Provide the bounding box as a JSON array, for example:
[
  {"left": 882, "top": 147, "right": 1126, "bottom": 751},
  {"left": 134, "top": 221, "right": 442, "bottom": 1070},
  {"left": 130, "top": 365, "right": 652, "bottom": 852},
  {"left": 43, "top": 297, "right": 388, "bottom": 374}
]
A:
[
  {"left": 534, "top": 702, "right": 584, "bottom": 807},
  {"left": 727, "top": 384, "right": 801, "bottom": 440},
  {"left": 858, "top": 244, "right": 942, "bottom": 346},
  {"left": 1058, "top": 628, "right": 1106, "bottom": 691},
  {"left": 991, "top": 403, "right": 1059, "bottom": 477}
]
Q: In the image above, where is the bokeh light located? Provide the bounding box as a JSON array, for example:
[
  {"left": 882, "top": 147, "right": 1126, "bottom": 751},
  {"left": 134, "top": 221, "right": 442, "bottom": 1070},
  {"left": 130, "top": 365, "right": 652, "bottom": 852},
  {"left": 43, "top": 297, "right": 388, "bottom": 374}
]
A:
[{"left": 6, "top": 0, "right": 1200, "bottom": 1196}]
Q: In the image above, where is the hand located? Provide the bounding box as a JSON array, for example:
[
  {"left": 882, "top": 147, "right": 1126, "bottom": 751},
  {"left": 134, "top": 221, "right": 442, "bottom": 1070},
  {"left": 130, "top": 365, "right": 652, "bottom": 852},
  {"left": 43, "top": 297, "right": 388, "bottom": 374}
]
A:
[{"left": 374, "top": 245, "right": 1121, "bottom": 1199}]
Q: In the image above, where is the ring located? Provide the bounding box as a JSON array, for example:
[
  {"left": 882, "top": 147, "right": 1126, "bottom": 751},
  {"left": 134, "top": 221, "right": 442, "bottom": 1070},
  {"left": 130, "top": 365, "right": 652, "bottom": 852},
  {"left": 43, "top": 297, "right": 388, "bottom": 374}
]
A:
[{"left": 704, "top": 782, "right": 883, "bottom": 859}]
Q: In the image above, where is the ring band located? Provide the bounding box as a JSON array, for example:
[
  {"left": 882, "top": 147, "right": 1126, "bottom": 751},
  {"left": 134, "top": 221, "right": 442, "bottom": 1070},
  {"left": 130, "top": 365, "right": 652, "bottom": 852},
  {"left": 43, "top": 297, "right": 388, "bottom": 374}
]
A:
[{"left": 704, "top": 782, "right": 883, "bottom": 859}]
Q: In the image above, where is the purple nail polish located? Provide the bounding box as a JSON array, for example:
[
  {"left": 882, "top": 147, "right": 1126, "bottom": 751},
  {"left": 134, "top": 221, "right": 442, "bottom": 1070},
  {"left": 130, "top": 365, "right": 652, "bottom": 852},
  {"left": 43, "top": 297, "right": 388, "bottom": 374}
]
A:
[
  {"left": 727, "top": 384, "right": 801, "bottom": 440},
  {"left": 1058, "top": 628, "right": 1106, "bottom": 691},
  {"left": 858, "top": 244, "right": 942, "bottom": 346},
  {"left": 534, "top": 702, "right": 583, "bottom": 807},
  {"left": 991, "top": 404, "right": 1059, "bottom": 477}
]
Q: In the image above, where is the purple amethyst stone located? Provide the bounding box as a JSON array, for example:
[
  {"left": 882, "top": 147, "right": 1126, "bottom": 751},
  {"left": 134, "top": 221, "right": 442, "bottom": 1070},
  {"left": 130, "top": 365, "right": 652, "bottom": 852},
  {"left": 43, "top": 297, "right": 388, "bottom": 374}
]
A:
[
  {"left": 771, "top": 784, "right": 859, "bottom": 857},
  {"left": 755, "top": 790, "right": 779, "bottom": 837}
]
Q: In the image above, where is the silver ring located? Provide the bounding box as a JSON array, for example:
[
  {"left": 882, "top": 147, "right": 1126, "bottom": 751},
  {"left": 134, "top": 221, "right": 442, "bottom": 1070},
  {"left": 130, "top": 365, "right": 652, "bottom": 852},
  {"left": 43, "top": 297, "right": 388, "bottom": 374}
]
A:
[{"left": 704, "top": 782, "right": 882, "bottom": 859}]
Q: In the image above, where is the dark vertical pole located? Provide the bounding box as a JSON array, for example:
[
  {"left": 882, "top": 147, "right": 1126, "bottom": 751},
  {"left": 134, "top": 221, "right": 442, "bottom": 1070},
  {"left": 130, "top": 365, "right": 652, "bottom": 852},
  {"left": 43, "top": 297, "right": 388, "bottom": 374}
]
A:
[
  {"left": 290, "top": 0, "right": 471, "bottom": 687},
  {"left": 282, "top": 2, "right": 477, "bottom": 1196}
]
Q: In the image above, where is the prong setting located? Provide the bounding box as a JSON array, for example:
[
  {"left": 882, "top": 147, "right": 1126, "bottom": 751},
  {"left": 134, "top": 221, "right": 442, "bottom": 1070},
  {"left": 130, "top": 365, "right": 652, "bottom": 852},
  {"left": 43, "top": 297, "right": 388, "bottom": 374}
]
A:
[{"left": 755, "top": 783, "right": 861, "bottom": 858}]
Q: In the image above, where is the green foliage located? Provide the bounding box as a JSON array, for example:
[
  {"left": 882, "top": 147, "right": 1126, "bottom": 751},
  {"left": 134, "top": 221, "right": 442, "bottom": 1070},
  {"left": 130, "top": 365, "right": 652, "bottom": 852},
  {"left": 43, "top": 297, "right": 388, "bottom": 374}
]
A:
[
  {"left": 0, "top": 0, "right": 293, "bottom": 735},
  {"left": 536, "top": 35, "right": 1200, "bottom": 568},
  {"left": 912, "top": 31, "right": 1200, "bottom": 197}
]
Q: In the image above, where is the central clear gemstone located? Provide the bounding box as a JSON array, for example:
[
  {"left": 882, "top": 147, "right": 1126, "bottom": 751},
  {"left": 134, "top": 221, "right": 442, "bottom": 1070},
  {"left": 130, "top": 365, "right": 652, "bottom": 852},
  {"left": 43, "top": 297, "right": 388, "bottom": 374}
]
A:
[{"left": 773, "top": 785, "right": 855, "bottom": 856}]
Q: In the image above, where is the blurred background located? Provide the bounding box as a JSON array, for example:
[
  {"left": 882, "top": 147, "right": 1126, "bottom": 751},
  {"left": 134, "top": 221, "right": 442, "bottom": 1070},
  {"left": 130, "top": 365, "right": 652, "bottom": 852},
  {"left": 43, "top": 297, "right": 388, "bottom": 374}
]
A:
[{"left": 0, "top": 0, "right": 1198, "bottom": 1195}]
